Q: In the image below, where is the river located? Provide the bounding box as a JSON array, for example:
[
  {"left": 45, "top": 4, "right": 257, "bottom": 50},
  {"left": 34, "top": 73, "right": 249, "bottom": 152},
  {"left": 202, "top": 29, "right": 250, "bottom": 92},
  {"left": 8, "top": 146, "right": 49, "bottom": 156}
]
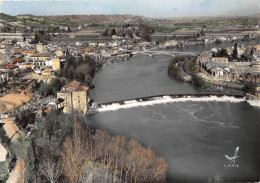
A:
[{"left": 90, "top": 40, "right": 260, "bottom": 182}]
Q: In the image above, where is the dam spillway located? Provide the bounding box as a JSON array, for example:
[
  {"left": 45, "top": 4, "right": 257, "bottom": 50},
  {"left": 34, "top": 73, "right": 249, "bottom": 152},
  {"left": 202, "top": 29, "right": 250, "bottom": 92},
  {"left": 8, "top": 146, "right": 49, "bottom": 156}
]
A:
[{"left": 95, "top": 94, "right": 246, "bottom": 112}]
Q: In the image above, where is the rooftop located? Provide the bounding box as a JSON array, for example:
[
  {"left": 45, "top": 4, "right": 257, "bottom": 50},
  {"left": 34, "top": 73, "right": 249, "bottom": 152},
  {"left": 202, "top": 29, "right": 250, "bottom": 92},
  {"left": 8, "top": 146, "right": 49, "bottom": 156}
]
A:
[
  {"left": 60, "top": 80, "right": 89, "bottom": 93},
  {"left": 10, "top": 58, "right": 25, "bottom": 63},
  {"left": 0, "top": 64, "right": 18, "bottom": 69},
  {"left": 31, "top": 51, "right": 54, "bottom": 58},
  {"left": 65, "top": 80, "right": 81, "bottom": 88}
]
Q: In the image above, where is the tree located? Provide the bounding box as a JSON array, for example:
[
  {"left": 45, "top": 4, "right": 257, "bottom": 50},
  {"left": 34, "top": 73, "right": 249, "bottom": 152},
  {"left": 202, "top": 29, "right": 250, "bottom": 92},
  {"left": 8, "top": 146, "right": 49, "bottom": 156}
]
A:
[
  {"left": 103, "top": 28, "right": 109, "bottom": 36},
  {"left": 217, "top": 48, "right": 228, "bottom": 57},
  {"left": 62, "top": 117, "right": 88, "bottom": 183},
  {"left": 250, "top": 47, "right": 254, "bottom": 56},
  {"left": 40, "top": 158, "right": 62, "bottom": 183},
  {"left": 232, "top": 43, "right": 238, "bottom": 60},
  {"left": 143, "top": 33, "right": 152, "bottom": 42},
  {"left": 111, "top": 29, "right": 117, "bottom": 36},
  {"left": 168, "top": 56, "right": 184, "bottom": 80},
  {"left": 242, "top": 81, "right": 257, "bottom": 94},
  {"left": 15, "top": 109, "right": 35, "bottom": 129}
]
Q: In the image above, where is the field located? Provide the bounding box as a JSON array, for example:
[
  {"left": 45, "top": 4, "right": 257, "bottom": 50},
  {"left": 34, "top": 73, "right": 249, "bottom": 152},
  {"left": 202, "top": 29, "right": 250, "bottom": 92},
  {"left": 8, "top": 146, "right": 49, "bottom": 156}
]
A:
[{"left": 0, "top": 92, "right": 33, "bottom": 113}]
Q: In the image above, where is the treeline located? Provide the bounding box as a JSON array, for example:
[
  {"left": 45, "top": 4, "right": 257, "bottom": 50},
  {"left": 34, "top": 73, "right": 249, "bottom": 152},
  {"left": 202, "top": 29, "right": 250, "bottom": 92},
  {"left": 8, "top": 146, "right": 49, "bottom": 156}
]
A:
[
  {"left": 16, "top": 110, "right": 75, "bottom": 182},
  {"left": 212, "top": 43, "right": 255, "bottom": 62},
  {"left": 103, "top": 24, "right": 154, "bottom": 42},
  {"left": 168, "top": 56, "right": 184, "bottom": 80},
  {"left": 60, "top": 55, "right": 97, "bottom": 85},
  {"left": 11, "top": 111, "right": 167, "bottom": 183},
  {"left": 62, "top": 118, "right": 167, "bottom": 183}
]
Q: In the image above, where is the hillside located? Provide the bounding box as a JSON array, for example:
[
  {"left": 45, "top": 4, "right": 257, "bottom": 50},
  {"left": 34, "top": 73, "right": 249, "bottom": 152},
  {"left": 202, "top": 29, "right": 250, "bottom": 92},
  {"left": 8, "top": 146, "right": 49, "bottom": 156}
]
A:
[
  {"left": 0, "top": 13, "right": 18, "bottom": 22},
  {"left": 16, "top": 14, "right": 153, "bottom": 25},
  {"left": 16, "top": 13, "right": 260, "bottom": 25}
]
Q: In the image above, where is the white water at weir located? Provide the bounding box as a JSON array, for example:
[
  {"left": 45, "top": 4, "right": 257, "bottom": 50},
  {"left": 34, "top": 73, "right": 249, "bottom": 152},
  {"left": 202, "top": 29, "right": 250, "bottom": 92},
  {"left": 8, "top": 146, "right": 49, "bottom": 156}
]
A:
[
  {"left": 97, "top": 96, "right": 247, "bottom": 112},
  {"left": 247, "top": 99, "right": 260, "bottom": 107}
]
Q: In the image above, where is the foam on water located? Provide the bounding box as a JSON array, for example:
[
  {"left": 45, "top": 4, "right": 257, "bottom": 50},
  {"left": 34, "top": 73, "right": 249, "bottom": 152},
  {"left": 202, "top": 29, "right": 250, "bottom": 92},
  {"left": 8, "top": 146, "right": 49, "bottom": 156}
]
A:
[
  {"left": 97, "top": 96, "right": 246, "bottom": 112},
  {"left": 247, "top": 100, "right": 260, "bottom": 108}
]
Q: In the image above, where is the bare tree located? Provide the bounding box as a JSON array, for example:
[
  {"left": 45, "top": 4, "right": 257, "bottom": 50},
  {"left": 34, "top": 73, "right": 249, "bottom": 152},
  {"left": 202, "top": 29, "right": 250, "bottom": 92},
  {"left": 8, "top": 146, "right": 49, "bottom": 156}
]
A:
[
  {"left": 62, "top": 117, "right": 88, "bottom": 183},
  {"left": 40, "top": 159, "right": 62, "bottom": 183}
]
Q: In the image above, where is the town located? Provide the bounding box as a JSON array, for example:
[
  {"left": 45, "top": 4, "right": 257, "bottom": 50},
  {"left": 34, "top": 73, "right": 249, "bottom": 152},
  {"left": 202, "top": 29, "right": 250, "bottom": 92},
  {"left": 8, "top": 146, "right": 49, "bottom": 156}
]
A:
[{"left": 0, "top": 3, "right": 260, "bottom": 183}]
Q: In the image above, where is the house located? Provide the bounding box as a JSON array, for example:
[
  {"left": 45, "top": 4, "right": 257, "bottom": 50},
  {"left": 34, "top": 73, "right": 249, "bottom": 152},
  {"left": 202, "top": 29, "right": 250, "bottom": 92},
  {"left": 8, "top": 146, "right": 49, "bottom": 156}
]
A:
[
  {"left": 52, "top": 58, "right": 61, "bottom": 71},
  {"left": 210, "top": 67, "right": 224, "bottom": 77},
  {"left": 57, "top": 80, "right": 90, "bottom": 114},
  {"left": 211, "top": 57, "right": 229, "bottom": 63},
  {"left": 0, "top": 72, "right": 9, "bottom": 83},
  {"left": 30, "top": 51, "right": 54, "bottom": 61},
  {"left": 226, "top": 48, "right": 233, "bottom": 56},
  {"left": 42, "top": 68, "right": 54, "bottom": 76},
  {"left": 36, "top": 42, "right": 47, "bottom": 53},
  {"left": 55, "top": 49, "right": 64, "bottom": 57},
  {"left": 0, "top": 64, "right": 18, "bottom": 72},
  {"left": 19, "top": 65, "right": 35, "bottom": 70},
  {"left": 164, "top": 40, "right": 178, "bottom": 47},
  {"left": 22, "top": 50, "right": 36, "bottom": 58},
  {"left": 9, "top": 58, "right": 25, "bottom": 65}
]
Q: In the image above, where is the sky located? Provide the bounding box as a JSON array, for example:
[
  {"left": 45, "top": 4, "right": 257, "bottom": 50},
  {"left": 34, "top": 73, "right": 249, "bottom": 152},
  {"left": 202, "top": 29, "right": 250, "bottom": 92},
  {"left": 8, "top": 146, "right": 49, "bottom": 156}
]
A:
[{"left": 0, "top": 0, "right": 259, "bottom": 18}]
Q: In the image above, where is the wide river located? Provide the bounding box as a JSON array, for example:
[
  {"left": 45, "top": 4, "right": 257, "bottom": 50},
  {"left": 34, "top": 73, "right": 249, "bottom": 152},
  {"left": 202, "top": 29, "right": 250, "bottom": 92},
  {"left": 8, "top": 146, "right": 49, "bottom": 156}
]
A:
[{"left": 90, "top": 40, "right": 260, "bottom": 182}]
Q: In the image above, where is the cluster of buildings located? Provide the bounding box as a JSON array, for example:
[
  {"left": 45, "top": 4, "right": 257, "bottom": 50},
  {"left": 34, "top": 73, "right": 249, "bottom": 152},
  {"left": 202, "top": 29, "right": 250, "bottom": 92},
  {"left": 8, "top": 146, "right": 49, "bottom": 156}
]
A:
[
  {"left": 0, "top": 39, "right": 67, "bottom": 82},
  {"left": 198, "top": 44, "right": 260, "bottom": 83}
]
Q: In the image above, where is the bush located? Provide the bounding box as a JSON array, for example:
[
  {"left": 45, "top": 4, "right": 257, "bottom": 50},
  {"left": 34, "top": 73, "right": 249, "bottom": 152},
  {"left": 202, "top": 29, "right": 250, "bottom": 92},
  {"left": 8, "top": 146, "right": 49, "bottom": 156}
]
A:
[
  {"left": 38, "top": 78, "right": 63, "bottom": 97},
  {"left": 168, "top": 56, "right": 184, "bottom": 80},
  {"left": 15, "top": 109, "right": 36, "bottom": 129},
  {"left": 10, "top": 137, "right": 30, "bottom": 159},
  {"left": 242, "top": 81, "right": 257, "bottom": 94},
  {"left": 185, "top": 58, "right": 199, "bottom": 74},
  {"left": 192, "top": 75, "right": 207, "bottom": 87}
]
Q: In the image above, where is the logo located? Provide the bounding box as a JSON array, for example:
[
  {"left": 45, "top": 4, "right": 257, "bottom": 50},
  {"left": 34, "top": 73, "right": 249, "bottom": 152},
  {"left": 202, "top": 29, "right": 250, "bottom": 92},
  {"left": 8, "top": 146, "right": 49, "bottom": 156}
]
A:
[{"left": 224, "top": 146, "right": 239, "bottom": 168}]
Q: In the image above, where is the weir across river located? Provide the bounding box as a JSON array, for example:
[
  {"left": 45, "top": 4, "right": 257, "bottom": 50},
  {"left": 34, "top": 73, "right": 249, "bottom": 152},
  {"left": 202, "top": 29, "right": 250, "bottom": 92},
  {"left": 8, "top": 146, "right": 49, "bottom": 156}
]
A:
[{"left": 96, "top": 94, "right": 246, "bottom": 110}]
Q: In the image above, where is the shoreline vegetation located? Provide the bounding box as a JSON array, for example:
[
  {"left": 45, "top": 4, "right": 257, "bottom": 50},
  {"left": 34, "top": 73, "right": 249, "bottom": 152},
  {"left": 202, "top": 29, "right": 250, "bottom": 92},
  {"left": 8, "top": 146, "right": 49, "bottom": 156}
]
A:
[
  {"left": 15, "top": 111, "right": 167, "bottom": 183},
  {"left": 168, "top": 56, "right": 212, "bottom": 88},
  {"left": 168, "top": 56, "right": 184, "bottom": 80},
  {"left": 169, "top": 55, "right": 260, "bottom": 101}
]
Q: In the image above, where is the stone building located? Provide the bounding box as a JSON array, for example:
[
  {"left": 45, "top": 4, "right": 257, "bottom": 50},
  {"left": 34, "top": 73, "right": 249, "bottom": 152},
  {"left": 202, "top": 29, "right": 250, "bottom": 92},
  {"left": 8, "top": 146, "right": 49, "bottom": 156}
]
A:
[
  {"left": 36, "top": 42, "right": 47, "bottom": 53},
  {"left": 57, "top": 81, "right": 90, "bottom": 114}
]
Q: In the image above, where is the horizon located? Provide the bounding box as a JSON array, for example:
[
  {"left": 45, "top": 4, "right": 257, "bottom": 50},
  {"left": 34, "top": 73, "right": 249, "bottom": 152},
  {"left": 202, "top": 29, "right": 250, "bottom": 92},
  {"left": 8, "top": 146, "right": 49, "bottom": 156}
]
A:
[
  {"left": 2, "top": 12, "right": 259, "bottom": 19},
  {"left": 0, "top": 0, "right": 259, "bottom": 18}
]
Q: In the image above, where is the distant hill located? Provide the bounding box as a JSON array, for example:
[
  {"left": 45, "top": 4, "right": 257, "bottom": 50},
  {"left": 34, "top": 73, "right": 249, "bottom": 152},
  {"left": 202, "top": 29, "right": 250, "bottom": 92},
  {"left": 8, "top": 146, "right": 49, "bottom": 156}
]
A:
[
  {"left": 16, "top": 14, "right": 153, "bottom": 25},
  {"left": 0, "top": 13, "right": 18, "bottom": 22},
  {"left": 16, "top": 13, "right": 260, "bottom": 25},
  {"left": 0, "top": 12, "right": 258, "bottom": 27}
]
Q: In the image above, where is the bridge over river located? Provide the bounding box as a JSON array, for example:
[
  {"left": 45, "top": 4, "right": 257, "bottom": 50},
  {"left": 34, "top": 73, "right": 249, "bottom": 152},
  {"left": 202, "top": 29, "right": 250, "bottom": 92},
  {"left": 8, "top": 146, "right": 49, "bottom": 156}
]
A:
[{"left": 119, "top": 50, "right": 201, "bottom": 57}]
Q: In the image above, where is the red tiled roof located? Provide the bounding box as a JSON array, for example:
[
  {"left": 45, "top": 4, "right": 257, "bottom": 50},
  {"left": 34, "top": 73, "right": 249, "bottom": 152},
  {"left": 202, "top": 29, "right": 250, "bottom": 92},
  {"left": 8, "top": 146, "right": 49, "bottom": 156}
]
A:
[
  {"left": 75, "top": 86, "right": 89, "bottom": 92},
  {"left": 13, "top": 51, "right": 22, "bottom": 55},
  {"left": 0, "top": 64, "right": 18, "bottom": 69},
  {"left": 31, "top": 51, "right": 54, "bottom": 58},
  {"left": 23, "top": 50, "right": 36, "bottom": 54},
  {"left": 43, "top": 68, "right": 54, "bottom": 72},
  {"left": 65, "top": 80, "right": 81, "bottom": 88},
  {"left": 10, "top": 58, "right": 25, "bottom": 63}
]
